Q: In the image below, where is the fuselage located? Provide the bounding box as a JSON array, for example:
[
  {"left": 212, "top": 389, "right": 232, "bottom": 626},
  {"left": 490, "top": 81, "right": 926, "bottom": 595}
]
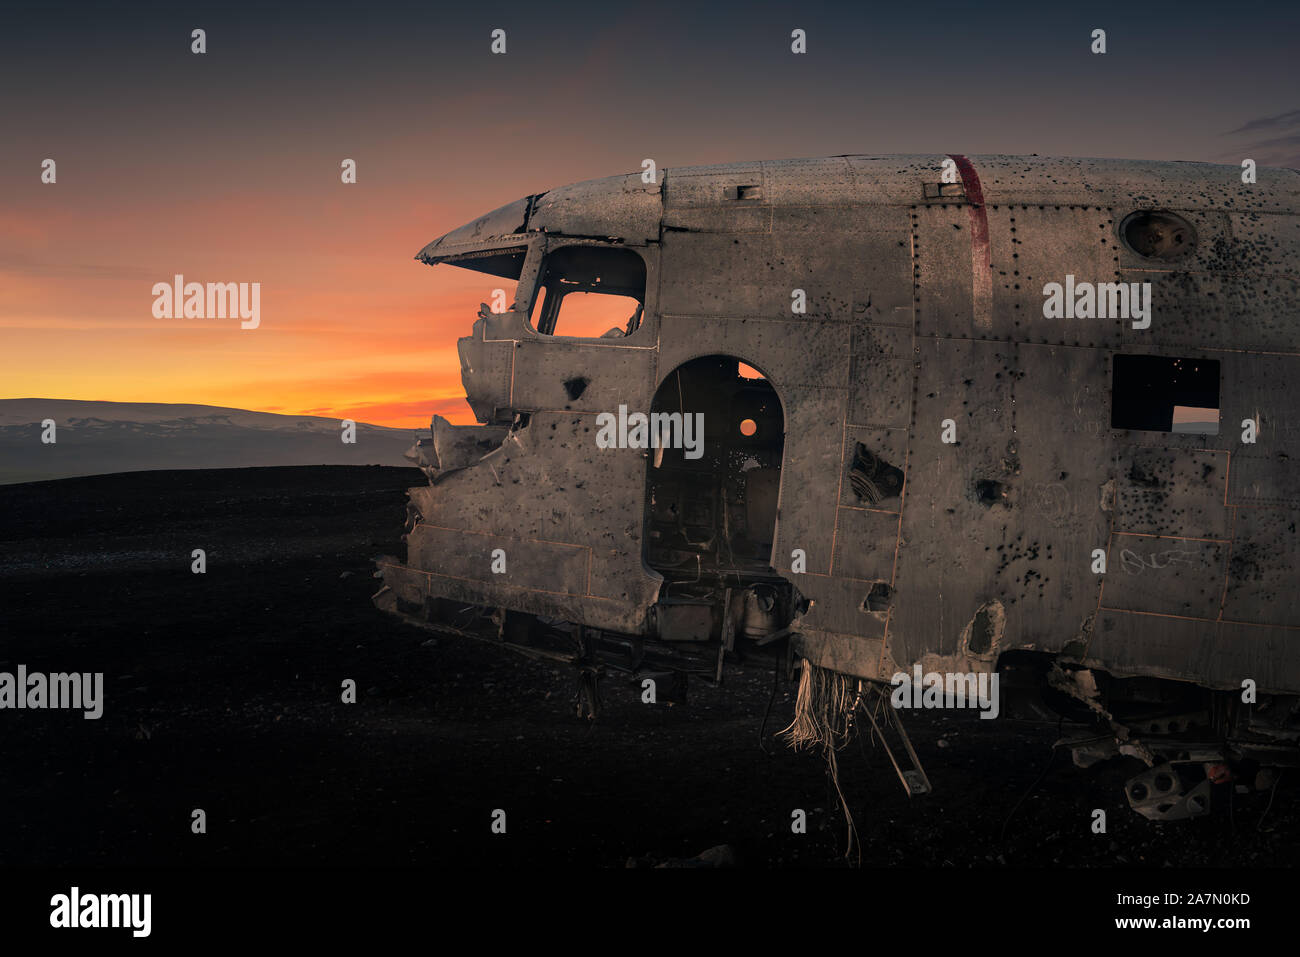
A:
[{"left": 376, "top": 153, "right": 1300, "bottom": 700}]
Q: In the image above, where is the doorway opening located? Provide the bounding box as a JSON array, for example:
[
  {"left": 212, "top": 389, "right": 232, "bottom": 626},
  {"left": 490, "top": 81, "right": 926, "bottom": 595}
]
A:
[{"left": 643, "top": 355, "right": 785, "bottom": 586}]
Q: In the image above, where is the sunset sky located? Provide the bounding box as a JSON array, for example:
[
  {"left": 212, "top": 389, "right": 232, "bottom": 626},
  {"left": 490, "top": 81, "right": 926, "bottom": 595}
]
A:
[{"left": 3, "top": 0, "right": 1296, "bottom": 428}]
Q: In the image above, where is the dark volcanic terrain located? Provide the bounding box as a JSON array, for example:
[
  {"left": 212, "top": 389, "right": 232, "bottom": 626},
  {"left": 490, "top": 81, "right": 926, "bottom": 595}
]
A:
[{"left": 0, "top": 466, "right": 1294, "bottom": 868}]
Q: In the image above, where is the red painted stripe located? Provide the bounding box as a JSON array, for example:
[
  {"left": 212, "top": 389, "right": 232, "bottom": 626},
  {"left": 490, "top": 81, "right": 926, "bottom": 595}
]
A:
[{"left": 947, "top": 154, "right": 993, "bottom": 330}]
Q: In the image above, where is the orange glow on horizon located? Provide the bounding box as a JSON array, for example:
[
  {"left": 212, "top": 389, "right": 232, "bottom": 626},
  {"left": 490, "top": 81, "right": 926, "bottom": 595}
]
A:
[{"left": 0, "top": 187, "right": 506, "bottom": 430}]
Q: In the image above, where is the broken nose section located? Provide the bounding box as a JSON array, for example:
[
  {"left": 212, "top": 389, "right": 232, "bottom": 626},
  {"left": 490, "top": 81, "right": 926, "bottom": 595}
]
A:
[{"left": 406, "top": 414, "right": 510, "bottom": 483}]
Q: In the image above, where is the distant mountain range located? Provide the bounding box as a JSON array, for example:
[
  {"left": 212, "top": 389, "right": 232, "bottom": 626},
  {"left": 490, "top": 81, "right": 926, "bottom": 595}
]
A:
[{"left": 0, "top": 399, "right": 420, "bottom": 484}]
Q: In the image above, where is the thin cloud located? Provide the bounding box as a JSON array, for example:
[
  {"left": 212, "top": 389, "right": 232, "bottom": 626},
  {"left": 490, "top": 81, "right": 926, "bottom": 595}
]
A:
[
  {"left": 1224, "top": 109, "right": 1300, "bottom": 135},
  {"left": 1220, "top": 109, "right": 1300, "bottom": 168},
  {"left": 0, "top": 258, "right": 158, "bottom": 281}
]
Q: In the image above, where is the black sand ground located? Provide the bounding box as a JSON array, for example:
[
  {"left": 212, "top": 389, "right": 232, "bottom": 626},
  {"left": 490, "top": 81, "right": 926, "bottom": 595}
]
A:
[{"left": 0, "top": 466, "right": 1293, "bottom": 868}]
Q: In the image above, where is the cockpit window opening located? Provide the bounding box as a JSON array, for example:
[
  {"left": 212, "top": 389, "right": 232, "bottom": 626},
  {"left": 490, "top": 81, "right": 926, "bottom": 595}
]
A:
[{"left": 529, "top": 245, "right": 647, "bottom": 339}]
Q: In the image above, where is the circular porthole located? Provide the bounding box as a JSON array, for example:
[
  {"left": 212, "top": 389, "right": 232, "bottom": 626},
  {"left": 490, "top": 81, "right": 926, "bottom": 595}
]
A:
[{"left": 1119, "top": 210, "right": 1197, "bottom": 260}]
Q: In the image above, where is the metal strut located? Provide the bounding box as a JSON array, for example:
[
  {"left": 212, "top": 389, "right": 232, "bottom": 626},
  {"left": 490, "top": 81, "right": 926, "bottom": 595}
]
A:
[{"left": 853, "top": 681, "right": 932, "bottom": 797}]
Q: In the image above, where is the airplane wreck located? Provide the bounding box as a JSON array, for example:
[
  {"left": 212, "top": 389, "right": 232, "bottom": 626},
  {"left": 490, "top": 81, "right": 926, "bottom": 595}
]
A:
[{"left": 374, "top": 154, "right": 1300, "bottom": 820}]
